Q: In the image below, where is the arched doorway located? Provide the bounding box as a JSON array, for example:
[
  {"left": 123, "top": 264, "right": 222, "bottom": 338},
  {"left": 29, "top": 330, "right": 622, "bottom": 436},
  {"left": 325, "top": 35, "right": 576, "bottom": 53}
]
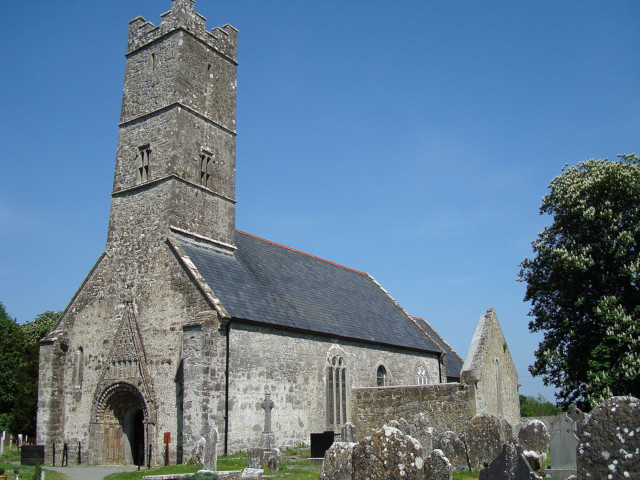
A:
[{"left": 92, "top": 382, "right": 148, "bottom": 465}]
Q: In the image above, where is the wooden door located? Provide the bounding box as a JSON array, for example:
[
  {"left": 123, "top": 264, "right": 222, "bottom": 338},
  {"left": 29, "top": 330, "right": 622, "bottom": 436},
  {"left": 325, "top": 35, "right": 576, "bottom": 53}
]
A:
[{"left": 105, "top": 424, "right": 123, "bottom": 464}]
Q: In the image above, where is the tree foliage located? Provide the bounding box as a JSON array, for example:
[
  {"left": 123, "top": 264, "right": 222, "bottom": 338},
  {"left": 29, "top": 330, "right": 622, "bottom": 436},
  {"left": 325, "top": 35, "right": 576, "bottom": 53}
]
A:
[
  {"left": 519, "top": 155, "right": 640, "bottom": 410},
  {"left": 519, "top": 394, "right": 561, "bottom": 417},
  {"left": 0, "top": 303, "right": 60, "bottom": 435}
]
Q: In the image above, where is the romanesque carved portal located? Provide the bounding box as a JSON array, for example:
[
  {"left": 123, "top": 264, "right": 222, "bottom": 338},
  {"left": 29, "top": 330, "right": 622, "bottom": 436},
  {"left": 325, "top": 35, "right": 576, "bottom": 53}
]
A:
[{"left": 91, "top": 382, "right": 148, "bottom": 465}]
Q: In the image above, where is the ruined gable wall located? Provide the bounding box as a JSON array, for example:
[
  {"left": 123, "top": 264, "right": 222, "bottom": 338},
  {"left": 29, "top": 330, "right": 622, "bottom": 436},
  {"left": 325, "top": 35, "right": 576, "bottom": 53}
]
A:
[
  {"left": 350, "top": 383, "right": 476, "bottom": 438},
  {"left": 461, "top": 308, "right": 520, "bottom": 429},
  {"left": 226, "top": 322, "right": 440, "bottom": 452}
]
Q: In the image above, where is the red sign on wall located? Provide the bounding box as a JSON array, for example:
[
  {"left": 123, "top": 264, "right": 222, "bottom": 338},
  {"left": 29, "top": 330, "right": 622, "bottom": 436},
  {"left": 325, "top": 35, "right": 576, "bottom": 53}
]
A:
[{"left": 164, "top": 432, "right": 171, "bottom": 444}]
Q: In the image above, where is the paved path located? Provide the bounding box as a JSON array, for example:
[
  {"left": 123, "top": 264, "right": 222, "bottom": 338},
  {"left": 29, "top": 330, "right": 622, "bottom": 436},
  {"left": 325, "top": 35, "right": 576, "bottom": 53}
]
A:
[{"left": 45, "top": 465, "right": 139, "bottom": 480}]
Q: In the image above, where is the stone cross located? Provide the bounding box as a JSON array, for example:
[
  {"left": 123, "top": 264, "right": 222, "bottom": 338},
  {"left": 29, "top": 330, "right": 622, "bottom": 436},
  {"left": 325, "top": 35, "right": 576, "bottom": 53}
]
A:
[{"left": 261, "top": 390, "right": 275, "bottom": 433}]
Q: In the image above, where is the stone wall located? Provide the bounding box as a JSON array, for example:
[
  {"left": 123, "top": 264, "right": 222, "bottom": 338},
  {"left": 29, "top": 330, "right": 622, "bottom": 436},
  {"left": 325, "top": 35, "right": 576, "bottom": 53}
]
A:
[
  {"left": 350, "top": 383, "right": 477, "bottom": 438},
  {"left": 226, "top": 322, "right": 441, "bottom": 452}
]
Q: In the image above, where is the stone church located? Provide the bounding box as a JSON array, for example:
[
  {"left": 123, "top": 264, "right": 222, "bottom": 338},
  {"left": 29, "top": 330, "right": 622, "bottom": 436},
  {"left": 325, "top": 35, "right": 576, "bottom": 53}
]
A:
[{"left": 37, "top": 0, "right": 519, "bottom": 465}]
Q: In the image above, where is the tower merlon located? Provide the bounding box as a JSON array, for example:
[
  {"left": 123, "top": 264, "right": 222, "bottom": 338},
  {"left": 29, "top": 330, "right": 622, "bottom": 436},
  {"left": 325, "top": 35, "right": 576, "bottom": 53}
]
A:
[{"left": 127, "top": 2, "right": 237, "bottom": 63}]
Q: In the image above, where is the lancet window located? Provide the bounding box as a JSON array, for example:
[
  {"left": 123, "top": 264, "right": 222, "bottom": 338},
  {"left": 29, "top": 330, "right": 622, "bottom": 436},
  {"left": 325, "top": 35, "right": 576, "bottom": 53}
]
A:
[{"left": 327, "top": 354, "right": 347, "bottom": 431}]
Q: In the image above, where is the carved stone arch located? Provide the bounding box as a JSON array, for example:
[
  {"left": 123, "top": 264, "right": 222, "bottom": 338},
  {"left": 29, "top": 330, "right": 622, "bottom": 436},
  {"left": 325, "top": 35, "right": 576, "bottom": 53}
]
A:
[
  {"left": 90, "top": 381, "right": 151, "bottom": 465},
  {"left": 325, "top": 345, "right": 349, "bottom": 432}
]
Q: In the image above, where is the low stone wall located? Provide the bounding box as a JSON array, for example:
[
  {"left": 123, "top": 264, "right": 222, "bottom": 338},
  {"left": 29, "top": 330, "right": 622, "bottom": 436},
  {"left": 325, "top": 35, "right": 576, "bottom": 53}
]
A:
[{"left": 350, "top": 383, "right": 476, "bottom": 438}]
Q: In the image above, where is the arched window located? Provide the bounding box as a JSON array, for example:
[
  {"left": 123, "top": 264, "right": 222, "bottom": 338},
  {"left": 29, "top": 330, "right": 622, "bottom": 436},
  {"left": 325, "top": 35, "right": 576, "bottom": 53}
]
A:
[
  {"left": 327, "top": 354, "right": 347, "bottom": 431},
  {"left": 416, "top": 365, "right": 427, "bottom": 385},
  {"left": 72, "top": 346, "right": 84, "bottom": 388},
  {"left": 376, "top": 365, "right": 387, "bottom": 387}
]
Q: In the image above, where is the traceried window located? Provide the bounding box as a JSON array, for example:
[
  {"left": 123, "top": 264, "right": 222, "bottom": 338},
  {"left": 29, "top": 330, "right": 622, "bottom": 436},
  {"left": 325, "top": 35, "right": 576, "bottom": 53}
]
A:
[
  {"left": 416, "top": 365, "right": 427, "bottom": 385},
  {"left": 136, "top": 145, "right": 151, "bottom": 184},
  {"left": 327, "top": 355, "right": 347, "bottom": 431},
  {"left": 200, "top": 150, "right": 214, "bottom": 188},
  {"left": 376, "top": 365, "right": 387, "bottom": 387}
]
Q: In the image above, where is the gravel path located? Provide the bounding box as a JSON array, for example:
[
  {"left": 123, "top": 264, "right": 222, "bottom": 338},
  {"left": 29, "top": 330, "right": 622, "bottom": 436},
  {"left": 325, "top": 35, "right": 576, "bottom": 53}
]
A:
[{"left": 45, "top": 465, "right": 139, "bottom": 480}]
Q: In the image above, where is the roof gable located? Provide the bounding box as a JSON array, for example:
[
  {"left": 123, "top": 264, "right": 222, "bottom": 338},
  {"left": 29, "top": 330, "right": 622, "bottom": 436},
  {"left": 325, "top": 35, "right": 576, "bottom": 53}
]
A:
[{"left": 177, "top": 231, "right": 441, "bottom": 353}]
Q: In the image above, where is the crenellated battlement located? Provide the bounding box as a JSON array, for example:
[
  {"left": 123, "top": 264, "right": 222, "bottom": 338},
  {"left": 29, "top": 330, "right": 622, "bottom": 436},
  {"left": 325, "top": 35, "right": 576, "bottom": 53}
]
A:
[{"left": 127, "top": 0, "right": 237, "bottom": 62}]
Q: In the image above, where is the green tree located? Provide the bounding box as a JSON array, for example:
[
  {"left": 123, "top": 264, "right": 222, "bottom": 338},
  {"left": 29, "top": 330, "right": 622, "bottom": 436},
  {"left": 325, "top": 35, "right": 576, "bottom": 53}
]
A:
[
  {"left": 0, "top": 303, "right": 60, "bottom": 435},
  {"left": 519, "top": 155, "right": 640, "bottom": 409},
  {"left": 0, "top": 302, "right": 24, "bottom": 428},
  {"left": 519, "top": 394, "right": 561, "bottom": 417}
]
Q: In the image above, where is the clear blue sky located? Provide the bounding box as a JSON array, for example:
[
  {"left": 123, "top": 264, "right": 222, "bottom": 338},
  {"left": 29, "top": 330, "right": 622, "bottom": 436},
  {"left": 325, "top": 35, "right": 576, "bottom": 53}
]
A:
[{"left": 1, "top": 1, "right": 639, "bottom": 401}]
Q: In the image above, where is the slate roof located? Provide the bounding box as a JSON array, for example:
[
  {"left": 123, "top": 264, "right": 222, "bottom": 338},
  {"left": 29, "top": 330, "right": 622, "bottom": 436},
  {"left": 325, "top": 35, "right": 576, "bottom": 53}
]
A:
[
  {"left": 178, "top": 230, "right": 442, "bottom": 354},
  {"left": 414, "top": 317, "right": 464, "bottom": 379}
]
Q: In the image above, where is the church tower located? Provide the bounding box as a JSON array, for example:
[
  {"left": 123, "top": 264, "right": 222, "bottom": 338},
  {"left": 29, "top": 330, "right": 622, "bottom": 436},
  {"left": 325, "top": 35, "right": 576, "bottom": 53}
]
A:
[{"left": 109, "top": 0, "right": 238, "bottom": 248}]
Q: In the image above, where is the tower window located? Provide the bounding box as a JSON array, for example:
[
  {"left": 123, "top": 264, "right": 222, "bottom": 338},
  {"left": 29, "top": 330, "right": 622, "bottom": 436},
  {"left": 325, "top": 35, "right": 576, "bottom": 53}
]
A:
[
  {"left": 148, "top": 53, "right": 156, "bottom": 72},
  {"left": 200, "top": 150, "right": 214, "bottom": 189},
  {"left": 137, "top": 145, "right": 151, "bottom": 184}
]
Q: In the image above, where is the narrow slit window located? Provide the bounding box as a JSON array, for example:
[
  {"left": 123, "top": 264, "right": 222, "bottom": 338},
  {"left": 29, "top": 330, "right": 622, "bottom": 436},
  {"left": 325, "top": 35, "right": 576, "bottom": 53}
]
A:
[{"left": 148, "top": 53, "right": 156, "bottom": 72}]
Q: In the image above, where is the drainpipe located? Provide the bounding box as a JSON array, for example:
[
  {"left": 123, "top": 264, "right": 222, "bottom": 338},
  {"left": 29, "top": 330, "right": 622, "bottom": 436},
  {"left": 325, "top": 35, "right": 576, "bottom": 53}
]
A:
[
  {"left": 438, "top": 353, "right": 443, "bottom": 382},
  {"left": 224, "top": 322, "right": 231, "bottom": 456}
]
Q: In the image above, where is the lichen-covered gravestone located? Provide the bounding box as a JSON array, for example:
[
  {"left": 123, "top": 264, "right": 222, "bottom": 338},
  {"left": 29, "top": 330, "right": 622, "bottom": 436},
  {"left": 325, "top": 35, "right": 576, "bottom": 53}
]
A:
[
  {"left": 517, "top": 419, "right": 549, "bottom": 471},
  {"left": 248, "top": 447, "right": 262, "bottom": 469},
  {"left": 576, "top": 396, "right": 640, "bottom": 480},
  {"left": 319, "top": 441, "right": 356, "bottom": 480},
  {"left": 201, "top": 426, "right": 218, "bottom": 471},
  {"left": 435, "top": 430, "right": 468, "bottom": 472},
  {"left": 478, "top": 442, "right": 541, "bottom": 480},
  {"left": 352, "top": 425, "right": 424, "bottom": 480},
  {"left": 425, "top": 448, "right": 453, "bottom": 480},
  {"left": 465, "top": 414, "right": 513, "bottom": 471},
  {"left": 412, "top": 412, "right": 436, "bottom": 456}
]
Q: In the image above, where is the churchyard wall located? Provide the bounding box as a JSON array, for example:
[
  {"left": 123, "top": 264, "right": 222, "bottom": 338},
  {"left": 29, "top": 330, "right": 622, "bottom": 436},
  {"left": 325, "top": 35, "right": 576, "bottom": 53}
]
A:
[
  {"left": 350, "top": 382, "right": 476, "bottom": 437},
  {"left": 226, "top": 322, "right": 441, "bottom": 452}
]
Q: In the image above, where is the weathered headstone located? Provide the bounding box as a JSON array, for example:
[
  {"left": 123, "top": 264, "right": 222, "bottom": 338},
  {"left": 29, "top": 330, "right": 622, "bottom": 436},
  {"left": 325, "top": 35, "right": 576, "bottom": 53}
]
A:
[
  {"left": 517, "top": 419, "right": 549, "bottom": 472},
  {"left": 319, "top": 442, "right": 356, "bottom": 480},
  {"left": 192, "top": 436, "right": 206, "bottom": 463},
  {"left": 202, "top": 426, "right": 218, "bottom": 471},
  {"left": 548, "top": 406, "right": 584, "bottom": 479},
  {"left": 248, "top": 447, "right": 262, "bottom": 469},
  {"left": 465, "top": 414, "right": 513, "bottom": 471},
  {"left": 425, "top": 449, "right": 453, "bottom": 480},
  {"left": 478, "top": 442, "right": 540, "bottom": 480},
  {"left": 576, "top": 396, "right": 640, "bottom": 480},
  {"left": 241, "top": 467, "right": 264, "bottom": 479},
  {"left": 265, "top": 448, "right": 281, "bottom": 472},
  {"left": 341, "top": 422, "right": 358, "bottom": 443},
  {"left": 398, "top": 418, "right": 412, "bottom": 436},
  {"left": 435, "top": 431, "right": 468, "bottom": 472},
  {"left": 352, "top": 425, "right": 424, "bottom": 480},
  {"left": 412, "top": 423, "right": 437, "bottom": 458},
  {"left": 259, "top": 390, "right": 276, "bottom": 450}
]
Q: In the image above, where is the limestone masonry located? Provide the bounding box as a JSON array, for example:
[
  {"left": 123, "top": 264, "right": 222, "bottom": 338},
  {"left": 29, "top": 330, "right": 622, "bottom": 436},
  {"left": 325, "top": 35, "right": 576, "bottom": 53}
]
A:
[{"left": 37, "top": 0, "right": 519, "bottom": 465}]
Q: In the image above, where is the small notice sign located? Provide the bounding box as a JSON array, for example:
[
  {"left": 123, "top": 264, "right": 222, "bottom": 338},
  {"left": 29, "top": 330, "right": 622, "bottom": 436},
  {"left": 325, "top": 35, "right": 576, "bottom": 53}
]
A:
[{"left": 164, "top": 432, "right": 171, "bottom": 444}]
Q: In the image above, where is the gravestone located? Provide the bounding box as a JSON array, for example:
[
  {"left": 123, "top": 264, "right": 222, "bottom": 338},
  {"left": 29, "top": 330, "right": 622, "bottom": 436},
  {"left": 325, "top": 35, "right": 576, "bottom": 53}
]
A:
[
  {"left": 319, "top": 441, "right": 356, "bottom": 480},
  {"left": 436, "top": 431, "right": 468, "bottom": 472},
  {"left": 478, "top": 442, "right": 540, "bottom": 480},
  {"left": 413, "top": 425, "right": 437, "bottom": 458},
  {"left": 192, "top": 436, "right": 206, "bottom": 463},
  {"left": 248, "top": 447, "right": 262, "bottom": 469},
  {"left": 202, "top": 426, "right": 218, "bottom": 471},
  {"left": 517, "top": 419, "right": 549, "bottom": 472},
  {"left": 21, "top": 445, "right": 45, "bottom": 466},
  {"left": 341, "top": 422, "right": 358, "bottom": 443},
  {"left": 548, "top": 406, "right": 584, "bottom": 479},
  {"left": 465, "top": 414, "right": 513, "bottom": 471},
  {"left": 352, "top": 425, "right": 424, "bottom": 480},
  {"left": 265, "top": 448, "right": 281, "bottom": 472},
  {"left": 425, "top": 448, "right": 453, "bottom": 480},
  {"left": 241, "top": 467, "right": 263, "bottom": 478},
  {"left": 259, "top": 390, "right": 276, "bottom": 450},
  {"left": 576, "top": 396, "right": 640, "bottom": 480}
]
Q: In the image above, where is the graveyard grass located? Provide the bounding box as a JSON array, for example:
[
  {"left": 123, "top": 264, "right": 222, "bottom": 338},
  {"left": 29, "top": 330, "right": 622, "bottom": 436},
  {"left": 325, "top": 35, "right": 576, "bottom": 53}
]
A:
[{"left": 0, "top": 445, "right": 65, "bottom": 480}]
